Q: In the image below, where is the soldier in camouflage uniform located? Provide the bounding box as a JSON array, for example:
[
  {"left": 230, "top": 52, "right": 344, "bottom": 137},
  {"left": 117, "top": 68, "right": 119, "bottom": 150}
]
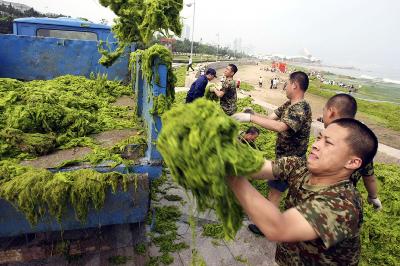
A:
[
  {"left": 211, "top": 64, "right": 238, "bottom": 115},
  {"left": 273, "top": 100, "right": 312, "bottom": 158},
  {"left": 322, "top": 93, "right": 382, "bottom": 209},
  {"left": 227, "top": 118, "right": 379, "bottom": 265},
  {"left": 232, "top": 71, "right": 312, "bottom": 216}
]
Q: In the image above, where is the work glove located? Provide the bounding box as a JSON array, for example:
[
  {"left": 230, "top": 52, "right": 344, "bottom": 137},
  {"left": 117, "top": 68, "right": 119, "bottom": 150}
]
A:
[
  {"left": 231, "top": 112, "right": 251, "bottom": 122},
  {"left": 208, "top": 86, "right": 215, "bottom": 92},
  {"left": 367, "top": 196, "right": 382, "bottom": 210}
]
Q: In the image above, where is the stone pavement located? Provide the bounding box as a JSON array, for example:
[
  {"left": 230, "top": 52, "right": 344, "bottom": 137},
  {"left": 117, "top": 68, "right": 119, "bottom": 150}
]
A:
[{"left": 148, "top": 173, "right": 277, "bottom": 266}]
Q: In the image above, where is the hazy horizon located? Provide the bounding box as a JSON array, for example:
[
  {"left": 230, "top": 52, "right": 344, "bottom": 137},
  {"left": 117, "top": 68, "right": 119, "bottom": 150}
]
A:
[{"left": 6, "top": 0, "right": 400, "bottom": 80}]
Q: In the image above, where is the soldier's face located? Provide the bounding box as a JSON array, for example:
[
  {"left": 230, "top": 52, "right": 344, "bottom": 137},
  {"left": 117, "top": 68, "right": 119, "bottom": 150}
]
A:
[
  {"left": 307, "top": 124, "right": 359, "bottom": 175},
  {"left": 244, "top": 133, "right": 258, "bottom": 142},
  {"left": 286, "top": 80, "right": 295, "bottom": 99},
  {"left": 224, "top": 66, "right": 234, "bottom": 77},
  {"left": 322, "top": 105, "right": 334, "bottom": 128}
]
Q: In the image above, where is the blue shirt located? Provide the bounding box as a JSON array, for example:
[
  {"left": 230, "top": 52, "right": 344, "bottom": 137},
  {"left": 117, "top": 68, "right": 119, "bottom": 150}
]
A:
[{"left": 186, "top": 75, "right": 208, "bottom": 103}]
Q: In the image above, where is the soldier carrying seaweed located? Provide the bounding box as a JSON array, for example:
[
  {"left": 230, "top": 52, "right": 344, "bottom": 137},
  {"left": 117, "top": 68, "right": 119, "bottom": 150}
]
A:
[
  {"left": 228, "top": 118, "right": 378, "bottom": 265},
  {"left": 232, "top": 71, "right": 312, "bottom": 235}
]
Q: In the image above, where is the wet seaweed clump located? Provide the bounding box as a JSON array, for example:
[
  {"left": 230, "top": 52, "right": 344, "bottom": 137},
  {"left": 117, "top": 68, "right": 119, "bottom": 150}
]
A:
[
  {"left": 0, "top": 160, "right": 138, "bottom": 225},
  {"left": 0, "top": 75, "right": 140, "bottom": 159},
  {"left": 130, "top": 44, "right": 176, "bottom": 115},
  {"left": 98, "top": 0, "right": 183, "bottom": 66},
  {"left": 204, "top": 84, "right": 219, "bottom": 102},
  {"left": 157, "top": 99, "right": 265, "bottom": 239}
]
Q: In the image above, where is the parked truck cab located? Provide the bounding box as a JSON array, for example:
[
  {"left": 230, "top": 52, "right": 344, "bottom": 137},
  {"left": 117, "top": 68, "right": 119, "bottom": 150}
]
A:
[
  {"left": 0, "top": 17, "right": 131, "bottom": 81},
  {"left": 13, "top": 17, "right": 116, "bottom": 42}
]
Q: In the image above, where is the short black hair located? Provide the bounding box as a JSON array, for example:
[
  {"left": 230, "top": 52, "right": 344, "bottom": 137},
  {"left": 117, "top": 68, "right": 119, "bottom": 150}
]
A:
[
  {"left": 289, "top": 71, "right": 309, "bottom": 91},
  {"left": 326, "top": 93, "right": 357, "bottom": 118},
  {"left": 205, "top": 68, "right": 216, "bottom": 76},
  {"left": 332, "top": 118, "right": 378, "bottom": 168},
  {"left": 245, "top": 126, "right": 260, "bottom": 135},
  {"left": 228, "top": 64, "right": 238, "bottom": 74}
]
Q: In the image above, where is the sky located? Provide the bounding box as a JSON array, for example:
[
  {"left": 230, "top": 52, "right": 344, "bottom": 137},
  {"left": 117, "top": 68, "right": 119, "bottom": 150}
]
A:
[{"left": 8, "top": 0, "right": 400, "bottom": 79}]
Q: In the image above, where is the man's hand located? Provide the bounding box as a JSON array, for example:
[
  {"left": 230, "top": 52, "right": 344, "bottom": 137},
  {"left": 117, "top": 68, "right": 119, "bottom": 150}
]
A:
[
  {"left": 368, "top": 196, "right": 382, "bottom": 210},
  {"left": 232, "top": 112, "right": 251, "bottom": 122}
]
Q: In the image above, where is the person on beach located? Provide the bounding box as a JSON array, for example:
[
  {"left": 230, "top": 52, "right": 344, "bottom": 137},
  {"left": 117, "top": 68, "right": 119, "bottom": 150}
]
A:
[
  {"left": 239, "top": 126, "right": 260, "bottom": 149},
  {"left": 228, "top": 118, "right": 378, "bottom": 265},
  {"left": 185, "top": 68, "right": 217, "bottom": 103},
  {"left": 322, "top": 93, "right": 382, "bottom": 209},
  {"left": 209, "top": 64, "right": 239, "bottom": 115},
  {"left": 232, "top": 71, "right": 312, "bottom": 236},
  {"left": 187, "top": 56, "right": 194, "bottom": 72}
]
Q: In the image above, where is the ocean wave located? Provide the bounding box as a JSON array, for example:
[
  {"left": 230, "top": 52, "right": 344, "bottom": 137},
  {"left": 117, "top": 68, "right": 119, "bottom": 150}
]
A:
[
  {"left": 360, "top": 75, "right": 377, "bottom": 80},
  {"left": 382, "top": 78, "right": 400, "bottom": 85}
]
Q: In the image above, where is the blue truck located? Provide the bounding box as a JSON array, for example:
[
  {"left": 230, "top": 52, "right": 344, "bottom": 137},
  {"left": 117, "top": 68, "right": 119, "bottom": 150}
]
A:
[
  {"left": 0, "top": 18, "right": 166, "bottom": 239},
  {"left": 0, "top": 17, "right": 132, "bottom": 82}
]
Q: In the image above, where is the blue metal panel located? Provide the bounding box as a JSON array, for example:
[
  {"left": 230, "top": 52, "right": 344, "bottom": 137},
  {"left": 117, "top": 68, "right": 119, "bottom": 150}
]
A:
[
  {"left": 14, "top": 17, "right": 111, "bottom": 30},
  {"left": 0, "top": 168, "right": 149, "bottom": 238},
  {"left": 137, "top": 61, "right": 167, "bottom": 162},
  {"left": 0, "top": 34, "right": 130, "bottom": 81}
]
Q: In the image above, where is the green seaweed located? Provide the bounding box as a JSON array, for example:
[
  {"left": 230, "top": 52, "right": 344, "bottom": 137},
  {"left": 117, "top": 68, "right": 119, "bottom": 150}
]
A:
[
  {"left": 202, "top": 223, "right": 225, "bottom": 239},
  {"left": 0, "top": 75, "right": 140, "bottom": 159},
  {"left": 157, "top": 99, "right": 265, "bottom": 239},
  {"left": 130, "top": 45, "right": 176, "bottom": 115},
  {"left": 134, "top": 243, "right": 147, "bottom": 255},
  {"left": 0, "top": 160, "right": 137, "bottom": 224},
  {"left": 150, "top": 94, "right": 171, "bottom": 115},
  {"left": 98, "top": 0, "right": 183, "bottom": 66},
  {"left": 204, "top": 84, "right": 219, "bottom": 102}
]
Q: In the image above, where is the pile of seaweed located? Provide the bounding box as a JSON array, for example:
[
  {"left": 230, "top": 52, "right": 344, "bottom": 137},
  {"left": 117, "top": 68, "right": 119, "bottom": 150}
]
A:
[
  {"left": 0, "top": 75, "right": 140, "bottom": 159},
  {"left": 0, "top": 159, "right": 138, "bottom": 225},
  {"left": 98, "top": 0, "right": 183, "bottom": 67},
  {"left": 157, "top": 99, "right": 265, "bottom": 239},
  {"left": 131, "top": 44, "right": 176, "bottom": 116}
]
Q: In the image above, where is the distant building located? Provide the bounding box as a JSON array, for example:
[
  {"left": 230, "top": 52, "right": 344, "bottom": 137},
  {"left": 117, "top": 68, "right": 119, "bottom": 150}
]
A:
[
  {"left": 183, "top": 24, "right": 191, "bottom": 40},
  {"left": 262, "top": 54, "right": 321, "bottom": 64},
  {"left": 233, "top": 38, "right": 242, "bottom": 54}
]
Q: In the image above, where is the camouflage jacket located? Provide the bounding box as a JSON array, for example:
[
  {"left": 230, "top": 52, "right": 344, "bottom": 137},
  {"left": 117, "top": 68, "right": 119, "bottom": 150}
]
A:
[
  {"left": 350, "top": 161, "right": 374, "bottom": 186},
  {"left": 272, "top": 157, "right": 363, "bottom": 266},
  {"left": 274, "top": 100, "right": 312, "bottom": 159},
  {"left": 220, "top": 79, "right": 237, "bottom": 115}
]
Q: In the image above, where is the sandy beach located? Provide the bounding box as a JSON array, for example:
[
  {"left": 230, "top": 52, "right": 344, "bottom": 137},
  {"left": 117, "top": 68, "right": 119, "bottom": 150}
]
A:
[{"left": 214, "top": 63, "right": 400, "bottom": 149}]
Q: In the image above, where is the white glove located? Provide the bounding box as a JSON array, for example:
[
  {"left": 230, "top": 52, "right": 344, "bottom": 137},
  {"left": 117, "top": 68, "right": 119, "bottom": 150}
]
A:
[
  {"left": 367, "top": 196, "right": 382, "bottom": 210},
  {"left": 231, "top": 112, "right": 251, "bottom": 122}
]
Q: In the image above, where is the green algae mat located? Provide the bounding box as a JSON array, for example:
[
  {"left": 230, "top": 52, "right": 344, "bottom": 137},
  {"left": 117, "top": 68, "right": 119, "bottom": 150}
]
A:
[
  {"left": 0, "top": 75, "right": 142, "bottom": 159},
  {"left": 0, "top": 75, "right": 146, "bottom": 225}
]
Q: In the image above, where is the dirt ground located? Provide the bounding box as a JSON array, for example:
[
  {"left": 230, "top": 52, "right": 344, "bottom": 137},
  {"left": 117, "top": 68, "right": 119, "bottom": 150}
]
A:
[{"left": 215, "top": 64, "right": 400, "bottom": 150}]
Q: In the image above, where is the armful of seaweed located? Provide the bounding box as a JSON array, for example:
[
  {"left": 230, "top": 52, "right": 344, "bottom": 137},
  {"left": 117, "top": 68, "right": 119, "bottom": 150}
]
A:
[
  {"left": 214, "top": 87, "right": 225, "bottom": 98},
  {"left": 227, "top": 175, "right": 318, "bottom": 242}
]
